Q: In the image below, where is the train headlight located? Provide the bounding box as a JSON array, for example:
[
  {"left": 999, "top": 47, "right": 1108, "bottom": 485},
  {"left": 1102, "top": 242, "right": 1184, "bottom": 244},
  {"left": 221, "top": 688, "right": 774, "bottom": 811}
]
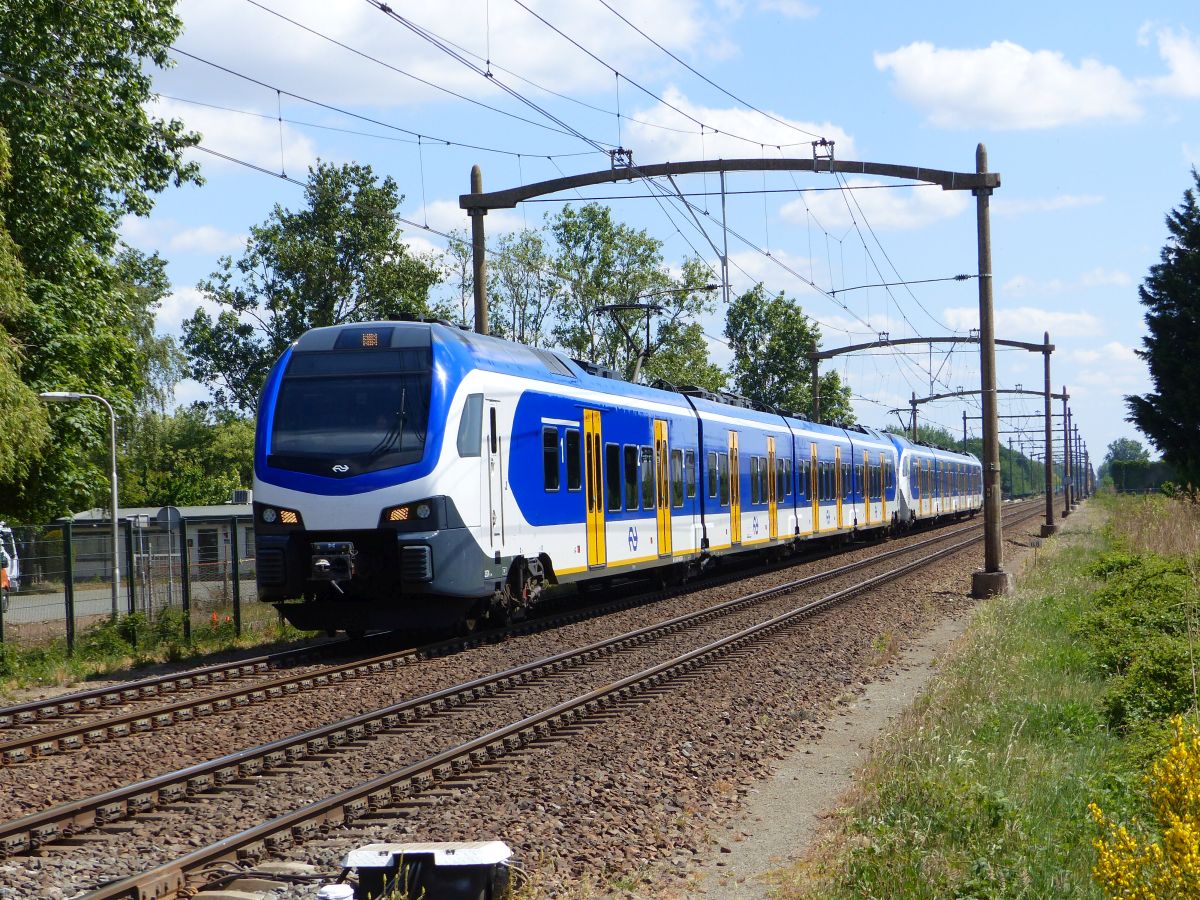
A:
[
  {"left": 381, "top": 499, "right": 441, "bottom": 528},
  {"left": 256, "top": 504, "right": 303, "bottom": 528}
]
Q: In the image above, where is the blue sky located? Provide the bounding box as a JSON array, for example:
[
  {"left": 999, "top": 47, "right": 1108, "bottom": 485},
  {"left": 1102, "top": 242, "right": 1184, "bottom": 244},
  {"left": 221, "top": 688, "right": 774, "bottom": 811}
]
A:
[{"left": 119, "top": 0, "right": 1200, "bottom": 469}]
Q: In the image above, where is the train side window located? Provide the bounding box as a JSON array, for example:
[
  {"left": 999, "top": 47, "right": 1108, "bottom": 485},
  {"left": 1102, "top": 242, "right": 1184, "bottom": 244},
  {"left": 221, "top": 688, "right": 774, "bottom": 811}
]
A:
[
  {"left": 785, "top": 459, "right": 792, "bottom": 497},
  {"left": 707, "top": 451, "right": 718, "bottom": 498},
  {"left": 799, "top": 460, "right": 807, "bottom": 499},
  {"left": 670, "top": 449, "right": 684, "bottom": 507},
  {"left": 624, "top": 445, "right": 639, "bottom": 510},
  {"left": 685, "top": 450, "right": 696, "bottom": 499},
  {"left": 750, "top": 457, "right": 760, "bottom": 505},
  {"left": 641, "top": 446, "right": 656, "bottom": 510},
  {"left": 489, "top": 406, "right": 498, "bottom": 454},
  {"left": 842, "top": 463, "right": 850, "bottom": 500},
  {"left": 776, "top": 459, "right": 785, "bottom": 501},
  {"left": 718, "top": 453, "right": 730, "bottom": 505},
  {"left": 565, "top": 430, "right": 582, "bottom": 491},
  {"left": 605, "top": 443, "right": 621, "bottom": 512},
  {"left": 456, "top": 393, "right": 483, "bottom": 457},
  {"left": 542, "top": 427, "right": 560, "bottom": 491}
]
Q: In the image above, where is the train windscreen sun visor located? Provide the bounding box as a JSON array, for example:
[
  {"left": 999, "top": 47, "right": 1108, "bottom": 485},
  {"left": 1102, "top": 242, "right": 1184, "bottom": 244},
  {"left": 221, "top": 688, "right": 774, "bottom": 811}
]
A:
[{"left": 268, "top": 348, "right": 432, "bottom": 478}]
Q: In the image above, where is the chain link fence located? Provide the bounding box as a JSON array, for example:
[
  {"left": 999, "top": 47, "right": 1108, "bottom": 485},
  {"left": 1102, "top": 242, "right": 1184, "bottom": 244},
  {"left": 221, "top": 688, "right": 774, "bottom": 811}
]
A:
[{"left": 0, "top": 516, "right": 275, "bottom": 649}]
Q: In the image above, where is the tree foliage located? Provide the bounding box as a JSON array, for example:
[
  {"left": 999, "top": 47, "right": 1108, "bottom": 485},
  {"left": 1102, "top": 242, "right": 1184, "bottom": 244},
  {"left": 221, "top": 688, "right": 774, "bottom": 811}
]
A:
[
  {"left": 1126, "top": 169, "right": 1200, "bottom": 489},
  {"left": 724, "top": 284, "right": 853, "bottom": 422},
  {"left": 0, "top": 127, "right": 51, "bottom": 485},
  {"left": 0, "top": 0, "right": 200, "bottom": 519},
  {"left": 488, "top": 229, "right": 557, "bottom": 348},
  {"left": 120, "top": 405, "right": 253, "bottom": 507},
  {"left": 549, "top": 205, "right": 719, "bottom": 381},
  {"left": 183, "top": 162, "right": 441, "bottom": 413},
  {"left": 1098, "top": 437, "right": 1150, "bottom": 482}
]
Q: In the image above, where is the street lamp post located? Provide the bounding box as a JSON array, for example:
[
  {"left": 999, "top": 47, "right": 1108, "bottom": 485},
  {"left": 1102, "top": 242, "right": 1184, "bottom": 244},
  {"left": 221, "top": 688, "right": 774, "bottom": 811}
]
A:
[
  {"left": 597, "top": 284, "right": 718, "bottom": 383},
  {"left": 39, "top": 391, "right": 120, "bottom": 620}
]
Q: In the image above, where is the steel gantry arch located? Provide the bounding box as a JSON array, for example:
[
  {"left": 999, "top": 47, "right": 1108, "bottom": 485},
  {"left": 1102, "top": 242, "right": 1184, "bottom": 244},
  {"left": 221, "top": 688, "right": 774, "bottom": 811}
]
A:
[
  {"left": 459, "top": 146, "right": 1008, "bottom": 596},
  {"left": 815, "top": 331, "right": 1067, "bottom": 540}
]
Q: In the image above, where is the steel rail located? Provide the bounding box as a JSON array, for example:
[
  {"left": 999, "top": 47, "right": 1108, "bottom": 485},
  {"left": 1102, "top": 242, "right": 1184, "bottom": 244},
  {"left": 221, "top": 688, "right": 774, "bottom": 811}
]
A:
[
  {"left": 0, "top": 638, "right": 352, "bottom": 728},
  {"left": 83, "top": 506, "right": 1042, "bottom": 900},
  {"left": 0, "top": 506, "right": 1034, "bottom": 856},
  {"left": 0, "top": 504, "right": 1020, "bottom": 762}
]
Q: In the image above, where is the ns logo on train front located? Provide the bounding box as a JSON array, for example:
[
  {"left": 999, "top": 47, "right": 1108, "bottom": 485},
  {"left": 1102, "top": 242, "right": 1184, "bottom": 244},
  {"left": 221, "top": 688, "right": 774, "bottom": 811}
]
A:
[{"left": 252, "top": 321, "right": 983, "bottom": 636}]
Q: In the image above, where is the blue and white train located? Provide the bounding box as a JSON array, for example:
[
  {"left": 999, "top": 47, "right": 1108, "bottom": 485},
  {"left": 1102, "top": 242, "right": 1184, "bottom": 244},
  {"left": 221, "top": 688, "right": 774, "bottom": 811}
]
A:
[{"left": 252, "top": 320, "right": 983, "bottom": 634}]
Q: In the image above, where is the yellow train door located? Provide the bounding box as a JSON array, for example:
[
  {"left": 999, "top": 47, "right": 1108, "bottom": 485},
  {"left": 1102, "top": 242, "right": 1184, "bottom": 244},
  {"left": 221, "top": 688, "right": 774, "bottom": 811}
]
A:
[
  {"left": 862, "top": 450, "right": 871, "bottom": 526},
  {"left": 810, "top": 443, "right": 819, "bottom": 534},
  {"left": 729, "top": 430, "right": 741, "bottom": 545},
  {"left": 767, "top": 436, "right": 779, "bottom": 541},
  {"left": 882, "top": 456, "right": 889, "bottom": 522},
  {"left": 583, "top": 409, "right": 606, "bottom": 568},
  {"left": 835, "top": 446, "right": 844, "bottom": 529},
  {"left": 922, "top": 459, "right": 930, "bottom": 516},
  {"left": 654, "top": 420, "right": 672, "bottom": 558}
]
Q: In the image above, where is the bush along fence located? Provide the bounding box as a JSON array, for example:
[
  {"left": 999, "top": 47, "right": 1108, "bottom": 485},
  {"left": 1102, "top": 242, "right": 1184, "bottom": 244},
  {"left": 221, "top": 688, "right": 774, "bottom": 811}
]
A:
[{"left": 0, "top": 513, "right": 265, "bottom": 651}]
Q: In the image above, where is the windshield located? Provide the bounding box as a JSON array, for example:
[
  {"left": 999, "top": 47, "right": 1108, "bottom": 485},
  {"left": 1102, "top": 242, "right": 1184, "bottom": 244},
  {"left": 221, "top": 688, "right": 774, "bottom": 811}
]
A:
[{"left": 269, "top": 347, "right": 432, "bottom": 477}]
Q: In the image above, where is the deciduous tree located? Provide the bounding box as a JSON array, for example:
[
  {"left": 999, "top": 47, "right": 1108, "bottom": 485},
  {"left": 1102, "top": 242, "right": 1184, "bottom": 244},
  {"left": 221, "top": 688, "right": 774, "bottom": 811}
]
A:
[
  {"left": 0, "top": 0, "right": 199, "bottom": 518},
  {"left": 548, "top": 205, "right": 720, "bottom": 382},
  {"left": 120, "top": 405, "right": 253, "bottom": 507},
  {"left": 183, "top": 162, "right": 441, "bottom": 413},
  {"left": 724, "top": 284, "right": 853, "bottom": 422}
]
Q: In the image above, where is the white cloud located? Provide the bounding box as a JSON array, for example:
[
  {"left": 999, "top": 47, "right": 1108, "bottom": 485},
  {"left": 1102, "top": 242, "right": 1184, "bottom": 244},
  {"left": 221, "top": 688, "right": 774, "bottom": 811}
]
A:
[
  {"left": 625, "top": 86, "right": 854, "bottom": 161},
  {"left": 874, "top": 41, "right": 1141, "bottom": 129},
  {"left": 992, "top": 194, "right": 1103, "bottom": 216},
  {"left": 1002, "top": 268, "right": 1132, "bottom": 297},
  {"left": 944, "top": 305, "right": 1103, "bottom": 339},
  {"left": 1071, "top": 342, "right": 1140, "bottom": 366},
  {"left": 166, "top": 0, "right": 716, "bottom": 110},
  {"left": 781, "top": 179, "right": 969, "bottom": 231},
  {"left": 757, "top": 0, "right": 819, "bottom": 19},
  {"left": 121, "top": 215, "right": 246, "bottom": 257},
  {"left": 156, "top": 287, "right": 224, "bottom": 336},
  {"left": 168, "top": 225, "right": 247, "bottom": 255},
  {"left": 1142, "top": 26, "right": 1200, "bottom": 97},
  {"left": 150, "top": 97, "right": 318, "bottom": 174}
]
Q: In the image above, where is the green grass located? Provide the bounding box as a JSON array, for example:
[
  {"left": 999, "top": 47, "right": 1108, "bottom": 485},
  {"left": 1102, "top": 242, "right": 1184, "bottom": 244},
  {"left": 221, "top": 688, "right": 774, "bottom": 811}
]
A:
[
  {"left": 0, "top": 606, "right": 315, "bottom": 696},
  {"left": 771, "top": 502, "right": 1182, "bottom": 898}
]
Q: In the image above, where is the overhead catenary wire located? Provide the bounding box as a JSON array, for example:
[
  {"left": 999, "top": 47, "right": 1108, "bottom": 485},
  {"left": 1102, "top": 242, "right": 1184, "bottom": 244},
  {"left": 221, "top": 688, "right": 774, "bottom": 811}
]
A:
[
  {"left": 507, "top": 0, "right": 819, "bottom": 151},
  {"left": 240, "top": 0, "right": 612, "bottom": 144},
  {"left": 592, "top": 0, "right": 826, "bottom": 141},
  {"left": 363, "top": 1, "right": 610, "bottom": 153},
  {"left": 52, "top": 0, "right": 611, "bottom": 160}
]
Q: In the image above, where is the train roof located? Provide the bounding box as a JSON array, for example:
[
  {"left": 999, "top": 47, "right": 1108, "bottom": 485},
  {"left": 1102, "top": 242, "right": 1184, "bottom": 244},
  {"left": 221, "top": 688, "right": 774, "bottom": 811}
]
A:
[{"left": 888, "top": 431, "right": 981, "bottom": 463}]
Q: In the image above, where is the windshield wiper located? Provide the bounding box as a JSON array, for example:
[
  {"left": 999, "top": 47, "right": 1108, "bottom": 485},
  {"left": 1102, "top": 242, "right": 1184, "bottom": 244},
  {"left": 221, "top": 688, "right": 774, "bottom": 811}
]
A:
[{"left": 366, "top": 388, "right": 407, "bottom": 458}]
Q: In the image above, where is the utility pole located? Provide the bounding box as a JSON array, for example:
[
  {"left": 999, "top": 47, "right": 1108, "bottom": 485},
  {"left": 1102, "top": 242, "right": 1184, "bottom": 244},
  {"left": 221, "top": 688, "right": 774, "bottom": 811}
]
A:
[
  {"left": 971, "top": 144, "right": 1010, "bottom": 598},
  {"left": 1062, "top": 390, "right": 1072, "bottom": 517},
  {"left": 468, "top": 165, "right": 489, "bottom": 335},
  {"left": 910, "top": 392, "right": 918, "bottom": 441},
  {"left": 1041, "top": 333, "right": 1057, "bottom": 537},
  {"left": 962, "top": 409, "right": 967, "bottom": 452}
]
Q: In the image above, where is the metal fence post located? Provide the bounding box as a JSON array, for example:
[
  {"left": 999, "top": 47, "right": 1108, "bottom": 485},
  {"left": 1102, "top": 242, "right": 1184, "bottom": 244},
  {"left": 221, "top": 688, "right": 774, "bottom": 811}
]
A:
[
  {"left": 229, "top": 516, "right": 241, "bottom": 637},
  {"left": 63, "top": 521, "right": 75, "bottom": 655},
  {"left": 178, "top": 517, "right": 191, "bottom": 643},
  {"left": 123, "top": 518, "right": 135, "bottom": 616}
]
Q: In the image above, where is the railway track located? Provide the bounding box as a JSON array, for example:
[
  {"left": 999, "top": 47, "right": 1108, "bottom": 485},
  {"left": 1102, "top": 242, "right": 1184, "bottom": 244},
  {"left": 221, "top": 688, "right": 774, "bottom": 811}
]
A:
[
  {"left": 0, "top": 507, "right": 1031, "bottom": 764},
  {"left": 0, "top": 504, "right": 1043, "bottom": 896}
]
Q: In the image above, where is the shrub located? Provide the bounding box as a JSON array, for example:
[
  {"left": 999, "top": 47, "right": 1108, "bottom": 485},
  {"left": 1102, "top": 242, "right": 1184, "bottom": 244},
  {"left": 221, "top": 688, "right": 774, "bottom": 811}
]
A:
[
  {"left": 1090, "top": 715, "right": 1200, "bottom": 898},
  {"left": 1103, "top": 633, "right": 1199, "bottom": 730}
]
